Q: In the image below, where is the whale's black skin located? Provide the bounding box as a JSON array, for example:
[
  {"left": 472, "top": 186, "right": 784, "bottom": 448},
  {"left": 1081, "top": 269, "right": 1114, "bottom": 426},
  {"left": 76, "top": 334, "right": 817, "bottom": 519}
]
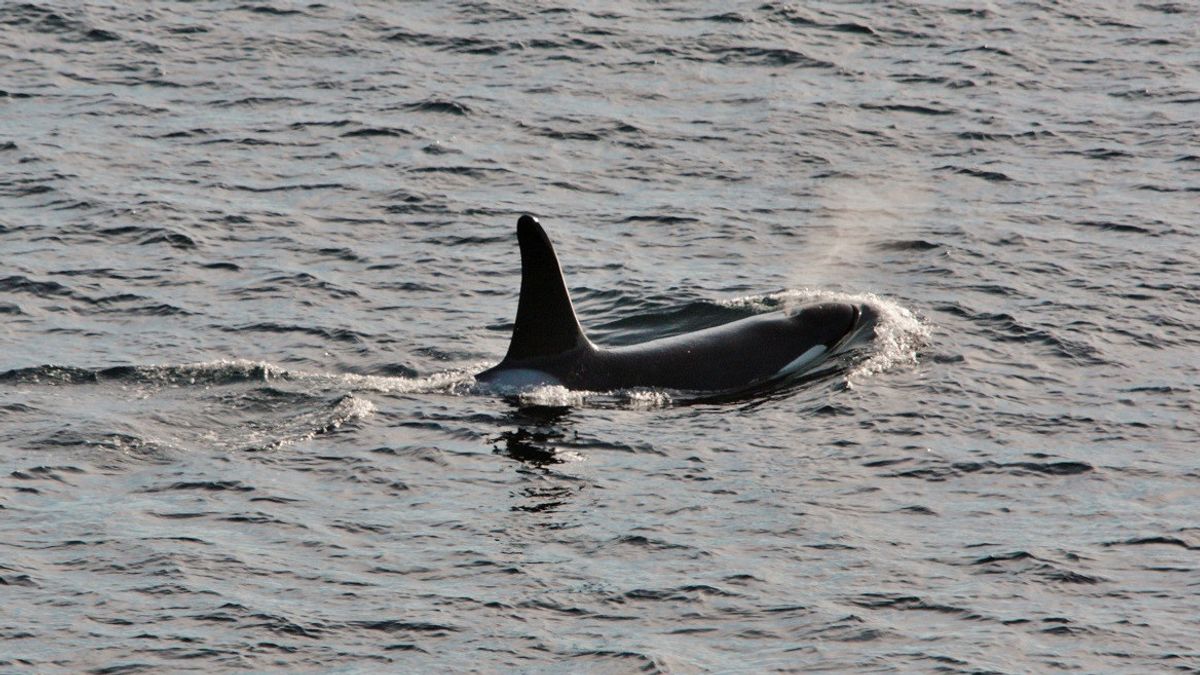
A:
[{"left": 476, "top": 215, "right": 876, "bottom": 392}]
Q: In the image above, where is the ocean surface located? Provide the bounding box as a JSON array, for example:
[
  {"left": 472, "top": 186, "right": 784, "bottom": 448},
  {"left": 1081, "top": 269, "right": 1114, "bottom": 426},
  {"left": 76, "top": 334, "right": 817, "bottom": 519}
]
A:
[{"left": 2, "top": 1, "right": 1198, "bottom": 671}]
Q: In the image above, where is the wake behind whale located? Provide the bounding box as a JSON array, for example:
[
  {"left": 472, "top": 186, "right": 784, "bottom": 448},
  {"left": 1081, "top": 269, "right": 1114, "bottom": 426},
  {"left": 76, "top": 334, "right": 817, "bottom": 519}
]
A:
[{"left": 477, "top": 215, "right": 880, "bottom": 395}]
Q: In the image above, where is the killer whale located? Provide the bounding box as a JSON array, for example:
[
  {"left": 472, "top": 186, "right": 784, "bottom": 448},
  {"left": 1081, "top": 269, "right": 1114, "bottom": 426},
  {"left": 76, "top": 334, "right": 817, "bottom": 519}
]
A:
[{"left": 476, "top": 215, "right": 876, "bottom": 393}]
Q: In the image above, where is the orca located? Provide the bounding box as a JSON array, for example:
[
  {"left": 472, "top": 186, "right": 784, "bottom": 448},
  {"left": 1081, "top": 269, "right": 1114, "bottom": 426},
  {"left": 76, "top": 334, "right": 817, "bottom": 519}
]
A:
[{"left": 476, "top": 215, "right": 877, "bottom": 393}]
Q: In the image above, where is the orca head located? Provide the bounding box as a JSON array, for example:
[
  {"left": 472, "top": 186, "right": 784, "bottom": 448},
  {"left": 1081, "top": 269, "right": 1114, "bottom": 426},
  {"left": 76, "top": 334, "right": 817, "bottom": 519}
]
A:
[
  {"left": 772, "top": 303, "right": 866, "bottom": 380},
  {"left": 790, "top": 302, "right": 860, "bottom": 347}
]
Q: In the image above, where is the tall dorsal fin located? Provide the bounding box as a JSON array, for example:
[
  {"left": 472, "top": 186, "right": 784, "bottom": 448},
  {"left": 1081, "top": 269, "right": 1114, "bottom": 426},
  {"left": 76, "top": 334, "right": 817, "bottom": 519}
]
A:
[{"left": 503, "top": 215, "right": 589, "bottom": 361}]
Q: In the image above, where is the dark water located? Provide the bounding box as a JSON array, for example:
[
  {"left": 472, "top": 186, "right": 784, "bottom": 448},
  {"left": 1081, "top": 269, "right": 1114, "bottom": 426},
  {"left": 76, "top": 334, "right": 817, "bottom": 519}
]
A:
[{"left": 2, "top": 1, "right": 1198, "bottom": 671}]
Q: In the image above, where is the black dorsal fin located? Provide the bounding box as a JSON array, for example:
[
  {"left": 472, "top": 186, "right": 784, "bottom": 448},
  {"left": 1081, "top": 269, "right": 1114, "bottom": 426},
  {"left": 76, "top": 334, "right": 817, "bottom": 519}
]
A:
[{"left": 502, "top": 215, "right": 589, "bottom": 361}]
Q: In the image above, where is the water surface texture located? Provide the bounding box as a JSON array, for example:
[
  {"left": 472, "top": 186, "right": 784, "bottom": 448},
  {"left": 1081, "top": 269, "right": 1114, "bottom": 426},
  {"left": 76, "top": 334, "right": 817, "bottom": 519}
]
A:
[{"left": 2, "top": 1, "right": 1198, "bottom": 671}]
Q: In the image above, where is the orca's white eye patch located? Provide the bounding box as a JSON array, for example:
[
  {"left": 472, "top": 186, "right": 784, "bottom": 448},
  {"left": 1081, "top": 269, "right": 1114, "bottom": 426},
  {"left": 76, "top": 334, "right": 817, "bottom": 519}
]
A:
[{"left": 775, "top": 345, "right": 827, "bottom": 378}]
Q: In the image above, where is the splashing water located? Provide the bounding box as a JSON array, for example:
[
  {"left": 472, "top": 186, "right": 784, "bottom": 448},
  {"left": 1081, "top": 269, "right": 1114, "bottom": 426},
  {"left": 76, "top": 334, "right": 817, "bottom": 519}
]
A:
[{"left": 509, "top": 385, "right": 675, "bottom": 409}]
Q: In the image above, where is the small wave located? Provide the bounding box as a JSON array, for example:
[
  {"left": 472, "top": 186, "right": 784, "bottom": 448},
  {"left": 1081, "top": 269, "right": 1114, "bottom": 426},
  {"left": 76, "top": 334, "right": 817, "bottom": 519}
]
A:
[
  {"left": 874, "top": 239, "right": 941, "bottom": 252},
  {"left": 215, "top": 181, "right": 348, "bottom": 193},
  {"left": 0, "top": 360, "right": 289, "bottom": 387},
  {"left": 4, "top": 360, "right": 385, "bottom": 454},
  {"left": 883, "top": 459, "right": 1095, "bottom": 481},
  {"left": 237, "top": 4, "right": 305, "bottom": 15},
  {"left": 34, "top": 427, "right": 174, "bottom": 465},
  {"left": 936, "top": 165, "right": 1014, "bottom": 182},
  {"left": 252, "top": 393, "right": 376, "bottom": 451},
  {"left": 0, "top": 360, "right": 479, "bottom": 399},
  {"left": 341, "top": 127, "right": 412, "bottom": 138},
  {"left": 402, "top": 99, "right": 473, "bottom": 116},
  {"left": 407, "top": 166, "right": 512, "bottom": 177},
  {"left": 590, "top": 300, "right": 749, "bottom": 346},
  {"left": 96, "top": 225, "right": 198, "bottom": 249},
  {"left": 861, "top": 103, "right": 955, "bottom": 116},
  {"left": 224, "top": 322, "right": 366, "bottom": 344},
  {"left": 619, "top": 214, "right": 701, "bottom": 225},
  {"left": 712, "top": 46, "right": 835, "bottom": 68}
]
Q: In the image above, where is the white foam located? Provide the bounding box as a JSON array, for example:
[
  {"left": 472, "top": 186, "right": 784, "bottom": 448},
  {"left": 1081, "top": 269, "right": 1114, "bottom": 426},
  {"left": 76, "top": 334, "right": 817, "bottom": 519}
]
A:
[
  {"left": 849, "top": 298, "right": 930, "bottom": 381},
  {"left": 505, "top": 384, "right": 673, "bottom": 410},
  {"left": 516, "top": 384, "right": 592, "bottom": 407},
  {"left": 326, "top": 367, "right": 479, "bottom": 395},
  {"left": 620, "top": 389, "right": 674, "bottom": 409}
]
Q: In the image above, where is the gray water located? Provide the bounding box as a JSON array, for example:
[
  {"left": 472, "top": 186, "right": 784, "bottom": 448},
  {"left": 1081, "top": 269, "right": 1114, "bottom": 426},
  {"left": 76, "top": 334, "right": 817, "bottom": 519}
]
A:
[{"left": 2, "top": 1, "right": 1198, "bottom": 672}]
